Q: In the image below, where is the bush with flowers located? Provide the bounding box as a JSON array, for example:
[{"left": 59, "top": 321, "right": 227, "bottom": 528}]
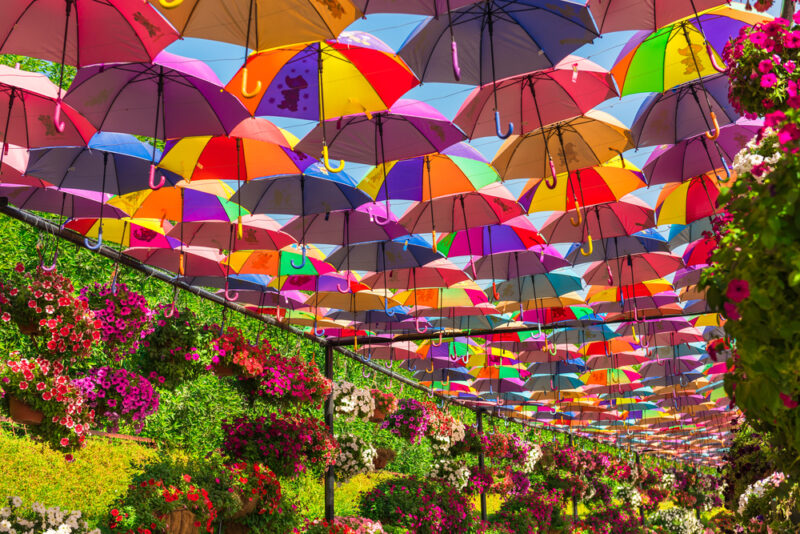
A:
[
  {"left": 296, "top": 517, "right": 386, "bottom": 534},
  {"left": 334, "top": 433, "right": 377, "bottom": 482},
  {"left": 738, "top": 472, "right": 788, "bottom": 517},
  {"left": 358, "top": 475, "right": 477, "bottom": 534},
  {"left": 467, "top": 465, "right": 493, "bottom": 495},
  {"left": 295, "top": 519, "right": 357, "bottom": 534},
  {"left": 207, "top": 325, "right": 267, "bottom": 378},
  {"left": 133, "top": 305, "right": 208, "bottom": 389},
  {"left": 0, "top": 354, "right": 93, "bottom": 456},
  {"left": 0, "top": 496, "right": 100, "bottom": 534},
  {"left": 448, "top": 425, "right": 483, "bottom": 457},
  {"left": 647, "top": 507, "right": 703, "bottom": 534},
  {"left": 616, "top": 484, "right": 643, "bottom": 509},
  {"left": 573, "top": 505, "right": 642, "bottom": 534},
  {"left": 0, "top": 264, "right": 100, "bottom": 361},
  {"left": 379, "top": 398, "right": 429, "bottom": 444},
  {"left": 331, "top": 381, "right": 374, "bottom": 422},
  {"left": 222, "top": 413, "right": 338, "bottom": 478},
  {"left": 79, "top": 282, "right": 153, "bottom": 361},
  {"left": 672, "top": 468, "right": 723, "bottom": 513},
  {"left": 492, "top": 482, "right": 567, "bottom": 534},
  {"left": 431, "top": 458, "right": 470, "bottom": 491},
  {"left": 72, "top": 366, "right": 159, "bottom": 433},
  {"left": 369, "top": 389, "right": 397, "bottom": 421},
  {"left": 420, "top": 401, "right": 465, "bottom": 454}
]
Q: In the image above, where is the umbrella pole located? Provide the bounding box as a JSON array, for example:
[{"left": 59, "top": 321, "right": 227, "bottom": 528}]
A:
[
  {"left": 239, "top": 0, "right": 262, "bottom": 99},
  {"left": 318, "top": 46, "right": 344, "bottom": 172},
  {"left": 459, "top": 195, "right": 478, "bottom": 279},
  {"left": 0, "top": 90, "right": 15, "bottom": 170},
  {"left": 52, "top": 0, "right": 73, "bottom": 132},
  {"left": 527, "top": 82, "right": 557, "bottom": 189},
  {"left": 426, "top": 156, "right": 437, "bottom": 251},
  {"left": 681, "top": 26, "right": 721, "bottom": 140},
  {"left": 487, "top": 8, "right": 512, "bottom": 139},
  {"left": 445, "top": 0, "right": 461, "bottom": 80}
]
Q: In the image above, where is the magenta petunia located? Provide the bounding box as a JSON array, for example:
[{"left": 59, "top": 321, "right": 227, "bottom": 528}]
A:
[
  {"left": 726, "top": 279, "right": 750, "bottom": 303},
  {"left": 761, "top": 73, "right": 778, "bottom": 88}
]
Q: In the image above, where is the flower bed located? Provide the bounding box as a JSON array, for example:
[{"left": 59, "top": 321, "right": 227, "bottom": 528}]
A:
[{"left": 72, "top": 366, "right": 159, "bottom": 433}]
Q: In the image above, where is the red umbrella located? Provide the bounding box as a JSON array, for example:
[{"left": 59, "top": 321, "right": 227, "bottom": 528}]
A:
[
  {"left": 124, "top": 246, "right": 228, "bottom": 277},
  {"left": 168, "top": 215, "right": 296, "bottom": 251},
  {"left": 361, "top": 259, "right": 471, "bottom": 289},
  {"left": 583, "top": 252, "right": 684, "bottom": 286}
]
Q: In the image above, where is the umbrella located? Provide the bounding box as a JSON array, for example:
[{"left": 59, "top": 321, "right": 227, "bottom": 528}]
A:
[
  {"left": 25, "top": 132, "right": 183, "bottom": 195},
  {"left": 436, "top": 216, "right": 544, "bottom": 258},
  {"left": 327, "top": 236, "right": 443, "bottom": 272},
  {"left": 305, "top": 290, "right": 402, "bottom": 313},
  {"left": 225, "top": 249, "right": 336, "bottom": 277},
  {"left": 0, "top": 185, "right": 126, "bottom": 219},
  {"left": 360, "top": 259, "right": 471, "bottom": 289},
  {"left": 682, "top": 237, "right": 717, "bottom": 268},
  {"left": 352, "top": 0, "right": 479, "bottom": 15},
  {"left": 168, "top": 215, "right": 296, "bottom": 252},
  {"left": 586, "top": 0, "right": 726, "bottom": 34},
  {"left": 611, "top": 5, "right": 768, "bottom": 96},
  {"left": 583, "top": 252, "right": 684, "bottom": 286},
  {"left": 643, "top": 118, "right": 761, "bottom": 185},
  {"left": 630, "top": 75, "right": 738, "bottom": 148},
  {"left": 108, "top": 184, "right": 243, "bottom": 223},
  {"left": 492, "top": 110, "right": 633, "bottom": 182},
  {"left": 281, "top": 202, "right": 407, "bottom": 245},
  {"left": 468, "top": 249, "right": 570, "bottom": 281},
  {"left": 565, "top": 233, "right": 669, "bottom": 266},
  {"left": 656, "top": 174, "right": 720, "bottom": 225},
  {"left": 494, "top": 273, "right": 584, "bottom": 301},
  {"left": 124, "top": 246, "right": 227, "bottom": 277},
  {"left": 0, "top": 145, "right": 39, "bottom": 186},
  {"left": 454, "top": 55, "right": 617, "bottom": 139},
  {"left": 65, "top": 218, "right": 177, "bottom": 249}
]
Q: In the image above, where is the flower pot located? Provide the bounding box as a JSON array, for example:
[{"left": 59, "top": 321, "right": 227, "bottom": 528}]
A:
[
  {"left": 373, "top": 447, "right": 396, "bottom": 470},
  {"left": 164, "top": 509, "right": 199, "bottom": 534},
  {"left": 230, "top": 495, "right": 260, "bottom": 519},
  {"left": 222, "top": 521, "right": 248, "bottom": 534},
  {"left": 17, "top": 321, "right": 39, "bottom": 336},
  {"left": 8, "top": 396, "right": 43, "bottom": 425},
  {"left": 369, "top": 407, "right": 386, "bottom": 423},
  {"left": 212, "top": 364, "right": 235, "bottom": 377}
]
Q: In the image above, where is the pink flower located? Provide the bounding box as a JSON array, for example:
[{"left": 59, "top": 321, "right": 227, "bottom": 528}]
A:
[
  {"left": 726, "top": 279, "right": 750, "bottom": 302},
  {"left": 761, "top": 73, "right": 778, "bottom": 88},
  {"left": 780, "top": 392, "right": 798, "bottom": 409},
  {"left": 18, "top": 381, "right": 28, "bottom": 390},
  {"left": 758, "top": 58, "right": 774, "bottom": 73},
  {"left": 723, "top": 301, "right": 741, "bottom": 321}
]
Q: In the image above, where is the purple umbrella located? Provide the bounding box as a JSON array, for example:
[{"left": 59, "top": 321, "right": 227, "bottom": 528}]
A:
[
  {"left": 643, "top": 118, "right": 762, "bottom": 185},
  {"left": 468, "top": 249, "right": 570, "bottom": 280},
  {"left": 64, "top": 51, "right": 249, "bottom": 189},
  {"left": 590, "top": 293, "right": 680, "bottom": 315},
  {"left": 630, "top": 74, "right": 738, "bottom": 148},
  {"left": 281, "top": 202, "right": 407, "bottom": 245},
  {"left": 0, "top": 185, "right": 126, "bottom": 219}
]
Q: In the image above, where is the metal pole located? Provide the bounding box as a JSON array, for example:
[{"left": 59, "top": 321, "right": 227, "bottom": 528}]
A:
[
  {"left": 636, "top": 452, "right": 645, "bottom": 526},
  {"left": 569, "top": 432, "right": 578, "bottom": 523},
  {"left": 324, "top": 344, "right": 335, "bottom": 522},
  {"left": 782, "top": 0, "right": 795, "bottom": 21},
  {"left": 476, "top": 409, "right": 487, "bottom": 522}
]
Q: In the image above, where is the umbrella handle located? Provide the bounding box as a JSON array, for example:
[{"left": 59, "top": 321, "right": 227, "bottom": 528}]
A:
[
  {"left": 290, "top": 245, "right": 307, "bottom": 269},
  {"left": 111, "top": 270, "right": 119, "bottom": 296},
  {"left": 548, "top": 338, "right": 558, "bottom": 356},
  {"left": 53, "top": 99, "right": 66, "bottom": 133},
  {"left": 41, "top": 249, "right": 58, "bottom": 272},
  {"left": 704, "top": 111, "right": 720, "bottom": 140},
  {"left": 451, "top": 40, "right": 461, "bottom": 81},
  {"left": 432, "top": 330, "right": 444, "bottom": 347},
  {"left": 337, "top": 281, "right": 349, "bottom": 293},
  {"left": 431, "top": 230, "right": 437, "bottom": 252},
  {"left": 363, "top": 366, "right": 373, "bottom": 379},
  {"left": 570, "top": 198, "right": 582, "bottom": 227},
  {"left": 545, "top": 157, "right": 558, "bottom": 189},
  {"left": 236, "top": 215, "right": 243, "bottom": 240},
  {"left": 224, "top": 281, "right": 239, "bottom": 302},
  {"left": 631, "top": 324, "right": 640, "bottom": 344},
  {"left": 148, "top": 164, "right": 165, "bottom": 190},
  {"left": 610, "top": 148, "right": 626, "bottom": 168},
  {"left": 580, "top": 235, "right": 593, "bottom": 256},
  {"left": 84, "top": 228, "right": 103, "bottom": 250},
  {"left": 164, "top": 302, "right": 176, "bottom": 318},
  {"left": 322, "top": 145, "right": 345, "bottom": 173},
  {"left": 498, "top": 396, "right": 504, "bottom": 406},
  {"left": 721, "top": 158, "right": 731, "bottom": 180},
  {"left": 494, "top": 110, "right": 513, "bottom": 140},
  {"left": 443, "top": 375, "right": 450, "bottom": 387},
  {"left": 354, "top": 333, "right": 358, "bottom": 351},
  {"left": 159, "top": 0, "right": 184, "bottom": 7},
  {"left": 408, "top": 359, "right": 416, "bottom": 371},
  {"left": 427, "top": 359, "right": 434, "bottom": 373},
  {"left": 384, "top": 298, "right": 396, "bottom": 317},
  {"left": 373, "top": 203, "right": 392, "bottom": 226},
  {"left": 492, "top": 281, "right": 500, "bottom": 301},
  {"left": 178, "top": 251, "right": 185, "bottom": 276},
  {"left": 415, "top": 316, "right": 428, "bottom": 334},
  {"left": 706, "top": 43, "right": 727, "bottom": 73},
  {"left": 606, "top": 263, "right": 613, "bottom": 286},
  {"left": 363, "top": 350, "right": 372, "bottom": 362},
  {"left": 313, "top": 319, "right": 325, "bottom": 337},
  {"left": 536, "top": 322, "right": 543, "bottom": 337},
  {"left": 240, "top": 67, "right": 262, "bottom": 99}
]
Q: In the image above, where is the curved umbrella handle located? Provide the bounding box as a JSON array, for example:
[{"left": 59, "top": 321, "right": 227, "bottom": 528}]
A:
[
  {"left": 111, "top": 270, "right": 119, "bottom": 296},
  {"left": 704, "top": 111, "right": 720, "bottom": 140},
  {"left": 408, "top": 359, "right": 416, "bottom": 371},
  {"left": 322, "top": 145, "right": 345, "bottom": 173},
  {"left": 494, "top": 110, "right": 513, "bottom": 140},
  {"left": 373, "top": 201, "right": 392, "bottom": 226},
  {"left": 431, "top": 230, "right": 437, "bottom": 252},
  {"left": 443, "top": 375, "right": 450, "bottom": 387},
  {"left": 354, "top": 333, "right": 358, "bottom": 351},
  {"left": 415, "top": 316, "right": 428, "bottom": 334},
  {"left": 631, "top": 324, "right": 640, "bottom": 344},
  {"left": 53, "top": 99, "right": 66, "bottom": 133},
  {"left": 313, "top": 319, "right": 325, "bottom": 337},
  {"left": 84, "top": 228, "right": 103, "bottom": 251},
  {"left": 224, "top": 281, "right": 239, "bottom": 302},
  {"left": 363, "top": 350, "right": 372, "bottom": 362},
  {"left": 611, "top": 148, "right": 626, "bottom": 168},
  {"left": 337, "top": 280, "right": 349, "bottom": 293},
  {"left": 41, "top": 250, "right": 58, "bottom": 272},
  {"left": 240, "top": 67, "right": 262, "bottom": 99},
  {"left": 236, "top": 215, "right": 243, "bottom": 240},
  {"left": 164, "top": 302, "right": 176, "bottom": 318},
  {"left": 149, "top": 164, "right": 165, "bottom": 190},
  {"left": 432, "top": 330, "right": 444, "bottom": 347},
  {"left": 384, "top": 298, "right": 396, "bottom": 317},
  {"left": 363, "top": 366, "right": 373, "bottom": 379},
  {"left": 707, "top": 42, "right": 727, "bottom": 73},
  {"left": 721, "top": 157, "right": 731, "bottom": 180},
  {"left": 492, "top": 281, "right": 500, "bottom": 301},
  {"left": 545, "top": 157, "right": 558, "bottom": 189},
  {"left": 548, "top": 339, "right": 558, "bottom": 356},
  {"left": 451, "top": 40, "right": 461, "bottom": 81},
  {"left": 536, "top": 322, "right": 543, "bottom": 337},
  {"left": 427, "top": 359, "right": 434, "bottom": 373},
  {"left": 385, "top": 359, "right": 393, "bottom": 369},
  {"left": 178, "top": 251, "right": 185, "bottom": 276},
  {"left": 570, "top": 198, "right": 583, "bottom": 227},
  {"left": 290, "top": 246, "right": 307, "bottom": 269},
  {"left": 160, "top": 0, "right": 183, "bottom": 7},
  {"left": 580, "top": 235, "right": 593, "bottom": 256}
]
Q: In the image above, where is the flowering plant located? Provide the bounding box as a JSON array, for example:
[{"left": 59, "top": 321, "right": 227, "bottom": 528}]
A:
[
  {"left": 335, "top": 433, "right": 377, "bottom": 482},
  {"left": 431, "top": 458, "right": 470, "bottom": 491},
  {"left": 0, "top": 496, "right": 100, "bottom": 534},
  {"left": 72, "top": 366, "right": 159, "bottom": 433},
  {"left": 420, "top": 401, "right": 465, "bottom": 454},
  {"left": 222, "top": 413, "right": 338, "bottom": 478},
  {"left": 379, "top": 398, "right": 429, "bottom": 444},
  {"left": 296, "top": 517, "right": 385, "bottom": 534},
  {"left": 467, "top": 466, "right": 493, "bottom": 495},
  {"left": 672, "top": 468, "right": 723, "bottom": 513},
  {"left": 648, "top": 507, "right": 704, "bottom": 534},
  {"left": 0, "top": 264, "right": 100, "bottom": 361},
  {"left": 295, "top": 519, "right": 357, "bottom": 534},
  {"left": 615, "top": 484, "right": 643, "bottom": 509},
  {"left": 237, "top": 345, "right": 331, "bottom": 407},
  {"left": 208, "top": 326, "right": 267, "bottom": 377},
  {"left": 133, "top": 305, "right": 207, "bottom": 389},
  {"left": 218, "top": 461, "right": 282, "bottom": 518},
  {"left": 494, "top": 483, "right": 567, "bottom": 534},
  {"left": 0, "top": 354, "right": 93, "bottom": 456},
  {"left": 369, "top": 389, "right": 397, "bottom": 416},
  {"left": 448, "top": 425, "right": 483, "bottom": 457},
  {"left": 332, "top": 381, "right": 374, "bottom": 422},
  {"left": 80, "top": 282, "right": 153, "bottom": 361},
  {"left": 738, "top": 471, "right": 787, "bottom": 515}
]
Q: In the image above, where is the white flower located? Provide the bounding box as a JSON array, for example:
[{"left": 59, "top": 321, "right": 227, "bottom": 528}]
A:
[
  {"left": 650, "top": 507, "right": 704, "bottom": 534},
  {"left": 0, "top": 519, "right": 11, "bottom": 532},
  {"left": 9, "top": 499, "right": 20, "bottom": 509},
  {"left": 616, "top": 484, "right": 642, "bottom": 508},
  {"left": 738, "top": 471, "right": 787, "bottom": 514},
  {"left": 520, "top": 443, "right": 542, "bottom": 474},
  {"left": 334, "top": 433, "right": 377, "bottom": 481},
  {"left": 332, "top": 381, "right": 375, "bottom": 421},
  {"left": 432, "top": 458, "right": 470, "bottom": 491}
]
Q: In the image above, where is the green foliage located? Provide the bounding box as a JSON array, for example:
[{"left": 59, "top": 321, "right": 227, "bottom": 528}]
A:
[
  {"left": 721, "top": 423, "right": 774, "bottom": 509},
  {"left": 0, "top": 54, "right": 75, "bottom": 88}
]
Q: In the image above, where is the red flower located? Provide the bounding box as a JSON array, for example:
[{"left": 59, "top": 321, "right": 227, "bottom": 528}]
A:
[
  {"left": 183, "top": 474, "right": 192, "bottom": 483},
  {"left": 60, "top": 437, "right": 70, "bottom": 447},
  {"left": 726, "top": 279, "right": 750, "bottom": 303},
  {"left": 18, "top": 381, "right": 28, "bottom": 390},
  {"left": 111, "top": 509, "right": 119, "bottom": 517}
]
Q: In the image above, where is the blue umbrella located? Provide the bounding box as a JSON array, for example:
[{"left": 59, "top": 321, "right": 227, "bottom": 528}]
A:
[{"left": 25, "top": 132, "right": 183, "bottom": 195}]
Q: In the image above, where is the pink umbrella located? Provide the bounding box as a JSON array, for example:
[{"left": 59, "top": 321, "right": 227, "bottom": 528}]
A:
[
  {"left": 586, "top": 353, "right": 648, "bottom": 369},
  {"left": 0, "top": 145, "right": 46, "bottom": 187},
  {"left": 583, "top": 252, "right": 684, "bottom": 286},
  {"left": 124, "top": 246, "right": 227, "bottom": 277},
  {"left": 590, "top": 292, "right": 680, "bottom": 314},
  {"left": 640, "top": 358, "right": 704, "bottom": 378},
  {"left": 539, "top": 195, "right": 656, "bottom": 245},
  {"left": 0, "top": 185, "right": 126, "bottom": 219},
  {"left": 468, "top": 248, "right": 569, "bottom": 280},
  {"left": 361, "top": 259, "right": 471, "bottom": 289},
  {"left": 355, "top": 341, "right": 420, "bottom": 361},
  {"left": 168, "top": 215, "right": 296, "bottom": 251},
  {"left": 454, "top": 56, "right": 617, "bottom": 139}
]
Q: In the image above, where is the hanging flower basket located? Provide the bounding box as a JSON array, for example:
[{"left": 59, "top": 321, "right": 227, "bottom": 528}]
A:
[
  {"left": 230, "top": 496, "right": 260, "bottom": 520},
  {"left": 369, "top": 389, "right": 397, "bottom": 423},
  {"left": 17, "top": 322, "right": 39, "bottom": 336},
  {"left": 212, "top": 364, "right": 236, "bottom": 377},
  {"left": 8, "top": 395, "right": 43, "bottom": 425},
  {"left": 369, "top": 407, "right": 386, "bottom": 423},
  {"left": 164, "top": 508, "right": 198, "bottom": 534}
]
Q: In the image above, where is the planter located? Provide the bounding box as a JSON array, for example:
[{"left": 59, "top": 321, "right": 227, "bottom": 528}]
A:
[
  {"left": 8, "top": 396, "right": 43, "bottom": 425},
  {"left": 17, "top": 322, "right": 39, "bottom": 336},
  {"left": 164, "top": 509, "right": 199, "bottom": 534},
  {"left": 230, "top": 496, "right": 260, "bottom": 520},
  {"left": 212, "top": 364, "right": 236, "bottom": 377},
  {"left": 373, "top": 447, "right": 396, "bottom": 470},
  {"left": 369, "top": 407, "right": 386, "bottom": 423},
  {"left": 222, "top": 521, "right": 248, "bottom": 534}
]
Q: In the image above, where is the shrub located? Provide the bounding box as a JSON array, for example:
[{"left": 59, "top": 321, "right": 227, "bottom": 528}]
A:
[
  {"left": 0, "top": 496, "right": 101, "bottom": 534},
  {"left": 493, "top": 483, "right": 566, "bottom": 533},
  {"left": 647, "top": 507, "right": 704, "bottom": 534}
]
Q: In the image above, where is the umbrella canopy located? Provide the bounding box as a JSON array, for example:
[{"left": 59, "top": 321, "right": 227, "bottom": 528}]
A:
[
  {"left": 64, "top": 51, "right": 250, "bottom": 139},
  {"left": 437, "top": 216, "right": 544, "bottom": 257},
  {"left": 352, "top": 0, "right": 479, "bottom": 15},
  {"left": 0, "top": 0, "right": 178, "bottom": 66},
  {"left": 492, "top": 110, "right": 633, "bottom": 181},
  {"left": 326, "top": 235, "right": 443, "bottom": 272},
  {"left": 225, "top": 249, "right": 336, "bottom": 277},
  {"left": 305, "top": 290, "right": 402, "bottom": 313},
  {"left": 656, "top": 174, "right": 720, "bottom": 225},
  {"left": 495, "top": 272, "right": 584, "bottom": 301},
  {"left": 643, "top": 118, "right": 761, "bottom": 185},
  {"left": 168, "top": 215, "right": 296, "bottom": 251},
  {"left": 226, "top": 31, "right": 418, "bottom": 119},
  {"left": 586, "top": 0, "right": 726, "bottom": 34},
  {"left": 296, "top": 99, "right": 467, "bottom": 164},
  {"left": 124, "top": 246, "right": 227, "bottom": 277},
  {"left": 360, "top": 259, "right": 471, "bottom": 289},
  {"left": 583, "top": 252, "right": 684, "bottom": 286},
  {"left": 65, "top": 217, "right": 177, "bottom": 249},
  {"left": 565, "top": 233, "right": 669, "bottom": 265},
  {"left": 1, "top": 185, "right": 126, "bottom": 219},
  {"left": 147, "top": 0, "right": 361, "bottom": 51},
  {"left": 281, "top": 203, "right": 407, "bottom": 245},
  {"left": 539, "top": 196, "right": 656, "bottom": 244},
  {"left": 108, "top": 185, "right": 243, "bottom": 222},
  {"left": 454, "top": 55, "right": 617, "bottom": 139},
  {"left": 398, "top": 0, "right": 597, "bottom": 85},
  {"left": 630, "top": 75, "right": 738, "bottom": 148},
  {"left": 468, "top": 249, "right": 570, "bottom": 280},
  {"left": 0, "top": 145, "right": 37, "bottom": 186}
]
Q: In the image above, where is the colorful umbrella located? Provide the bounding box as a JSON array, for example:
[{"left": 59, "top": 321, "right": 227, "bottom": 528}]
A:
[
  {"left": 656, "top": 174, "right": 720, "bottom": 225},
  {"left": 586, "top": 0, "right": 726, "bottom": 33},
  {"left": 281, "top": 203, "right": 407, "bottom": 246},
  {"left": 326, "top": 235, "right": 442, "bottom": 273},
  {"left": 225, "top": 249, "right": 336, "bottom": 277},
  {"left": 360, "top": 259, "right": 471, "bottom": 289},
  {"left": 168, "top": 215, "right": 296, "bottom": 252},
  {"left": 583, "top": 252, "right": 684, "bottom": 286},
  {"left": 539, "top": 196, "right": 656, "bottom": 246},
  {"left": 1, "top": 185, "right": 125, "bottom": 219},
  {"left": 124, "top": 246, "right": 227, "bottom": 277},
  {"left": 65, "top": 218, "right": 177, "bottom": 249},
  {"left": 565, "top": 233, "right": 669, "bottom": 266},
  {"left": 108, "top": 185, "right": 243, "bottom": 223},
  {"left": 436, "top": 216, "right": 544, "bottom": 258}
]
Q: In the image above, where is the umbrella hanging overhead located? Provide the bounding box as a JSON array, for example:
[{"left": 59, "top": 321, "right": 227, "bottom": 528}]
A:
[
  {"left": 564, "top": 233, "right": 669, "bottom": 266},
  {"left": 455, "top": 55, "right": 618, "bottom": 140},
  {"left": 65, "top": 217, "right": 177, "bottom": 249},
  {"left": 495, "top": 272, "right": 584, "bottom": 301},
  {"left": 281, "top": 203, "right": 407, "bottom": 246},
  {"left": 360, "top": 259, "right": 471, "bottom": 290},
  {"left": 125, "top": 246, "right": 228, "bottom": 277},
  {"left": 468, "top": 248, "right": 570, "bottom": 281},
  {"left": 656, "top": 174, "right": 720, "bottom": 225},
  {"left": 539, "top": 195, "right": 656, "bottom": 245},
  {"left": 0, "top": 185, "right": 126, "bottom": 219},
  {"left": 352, "top": 0, "right": 479, "bottom": 15},
  {"left": 583, "top": 252, "right": 684, "bottom": 286},
  {"left": 108, "top": 184, "right": 243, "bottom": 223},
  {"left": 326, "top": 235, "right": 443, "bottom": 272},
  {"left": 436, "top": 216, "right": 544, "bottom": 258},
  {"left": 586, "top": 0, "right": 727, "bottom": 34},
  {"left": 225, "top": 249, "right": 336, "bottom": 277},
  {"left": 168, "top": 215, "right": 296, "bottom": 252},
  {"left": 0, "top": 145, "right": 38, "bottom": 186},
  {"left": 492, "top": 111, "right": 633, "bottom": 182}
]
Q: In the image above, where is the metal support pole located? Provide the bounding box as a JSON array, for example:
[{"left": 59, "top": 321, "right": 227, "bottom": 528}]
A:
[
  {"left": 636, "top": 452, "right": 645, "bottom": 525},
  {"left": 569, "top": 432, "right": 578, "bottom": 522},
  {"left": 476, "top": 409, "right": 487, "bottom": 522},
  {"left": 782, "top": 0, "right": 795, "bottom": 21},
  {"left": 324, "top": 344, "right": 335, "bottom": 522}
]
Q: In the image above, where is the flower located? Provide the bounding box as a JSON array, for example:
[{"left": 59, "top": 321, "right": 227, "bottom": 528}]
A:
[
  {"left": 723, "top": 301, "right": 741, "bottom": 321},
  {"left": 761, "top": 72, "right": 778, "bottom": 87},
  {"left": 726, "top": 279, "right": 750, "bottom": 302}
]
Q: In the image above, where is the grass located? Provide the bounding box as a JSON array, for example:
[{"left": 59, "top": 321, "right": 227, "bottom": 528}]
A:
[{"left": 0, "top": 425, "right": 157, "bottom": 528}]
